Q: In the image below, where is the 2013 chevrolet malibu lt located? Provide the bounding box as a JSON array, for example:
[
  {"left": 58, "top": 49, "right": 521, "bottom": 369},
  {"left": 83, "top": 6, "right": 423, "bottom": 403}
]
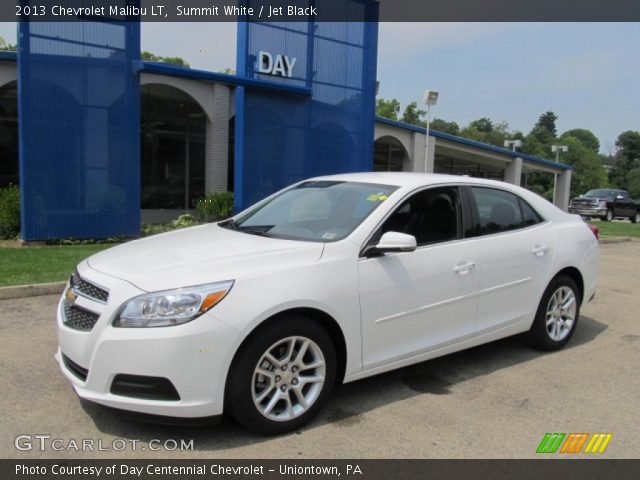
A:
[{"left": 56, "top": 173, "right": 599, "bottom": 434}]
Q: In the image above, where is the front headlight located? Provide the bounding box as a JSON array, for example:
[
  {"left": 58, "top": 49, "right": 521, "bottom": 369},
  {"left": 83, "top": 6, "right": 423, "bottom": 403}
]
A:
[
  {"left": 113, "top": 280, "right": 234, "bottom": 328},
  {"left": 598, "top": 200, "right": 607, "bottom": 206}
]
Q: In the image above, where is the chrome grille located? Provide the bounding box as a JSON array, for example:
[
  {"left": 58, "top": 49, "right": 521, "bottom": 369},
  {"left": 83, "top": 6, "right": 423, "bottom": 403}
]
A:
[
  {"left": 70, "top": 272, "right": 109, "bottom": 303},
  {"left": 63, "top": 301, "right": 100, "bottom": 331},
  {"left": 571, "top": 198, "right": 597, "bottom": 206}
]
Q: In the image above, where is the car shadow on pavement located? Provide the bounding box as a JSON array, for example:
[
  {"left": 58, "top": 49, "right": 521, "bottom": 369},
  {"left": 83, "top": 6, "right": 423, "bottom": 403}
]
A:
[{"left": 80, "top": 315, "right": 606, "bottom": 451}]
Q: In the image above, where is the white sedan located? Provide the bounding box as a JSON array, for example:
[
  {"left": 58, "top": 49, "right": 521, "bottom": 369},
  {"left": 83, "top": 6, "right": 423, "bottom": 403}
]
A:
[{"left": 56, "top": 173, "right": 599, "bottom": 434}]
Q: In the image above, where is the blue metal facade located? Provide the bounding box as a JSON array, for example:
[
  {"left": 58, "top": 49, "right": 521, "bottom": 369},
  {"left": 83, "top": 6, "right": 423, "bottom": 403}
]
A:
[
  {"left": 234, "top": 2, "right": 379, "bottom": 209},
  {"left": 18, "top": 18, "right": 141, "bottom": 240}
]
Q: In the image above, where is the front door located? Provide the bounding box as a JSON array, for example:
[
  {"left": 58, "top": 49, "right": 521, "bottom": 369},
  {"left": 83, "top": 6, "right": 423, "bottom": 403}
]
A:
[{"left": 358, "top": 186, "right": 480, "bottom": 368}]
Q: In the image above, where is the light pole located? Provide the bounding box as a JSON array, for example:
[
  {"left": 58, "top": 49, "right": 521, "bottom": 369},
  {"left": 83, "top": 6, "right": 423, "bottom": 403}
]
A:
[
  {"left": 423, "top": 90, "right": 439, "bottom": 173},
  {"left": 551, "top": 145, "right": 568, "bottom": 204},
  {"left": 551, "top": 144, "right": 568, "bottom": 162},
  {"left": 504, "top": 139, "right": 522, "bottom": 151}
]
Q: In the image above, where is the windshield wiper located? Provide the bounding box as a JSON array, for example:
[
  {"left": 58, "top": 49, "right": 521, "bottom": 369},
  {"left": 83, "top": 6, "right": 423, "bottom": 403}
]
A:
[
  {"left": 237, "top": 225, "right": 276, "bottom": 238},
  {"left": 219, "top": 218, "right": 238, "bottom": 230}
]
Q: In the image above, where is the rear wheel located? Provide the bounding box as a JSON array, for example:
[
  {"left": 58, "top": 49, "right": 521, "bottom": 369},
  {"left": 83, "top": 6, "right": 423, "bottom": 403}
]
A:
[
  {"left": 526, "top": 275, "right": 581, "bottom": 351},
  {"left": 226, "top": 316, "right": 336, "bottom": 435}
]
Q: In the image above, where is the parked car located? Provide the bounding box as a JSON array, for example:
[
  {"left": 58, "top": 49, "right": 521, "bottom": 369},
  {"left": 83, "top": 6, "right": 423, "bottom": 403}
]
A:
[
  {"left": 56, "top": 173, "right": 599, "bottom": 434},
  {"left": 569, "top": 188, "right": 640, "bottom": 223}
]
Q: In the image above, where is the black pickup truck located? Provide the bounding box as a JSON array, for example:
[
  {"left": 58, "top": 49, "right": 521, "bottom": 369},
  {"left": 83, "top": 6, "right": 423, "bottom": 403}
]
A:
[{"left": 569, "top": 188, "right": 640, "bottom": 223}]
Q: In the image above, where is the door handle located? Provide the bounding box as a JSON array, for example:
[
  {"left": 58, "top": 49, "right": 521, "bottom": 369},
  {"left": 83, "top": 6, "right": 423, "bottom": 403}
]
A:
[
  {"left": 453, "top": 261, "right": 475, "bottom": 274},
  {"left": 532, "top": 245, "right": 548, "bottom": 256}
]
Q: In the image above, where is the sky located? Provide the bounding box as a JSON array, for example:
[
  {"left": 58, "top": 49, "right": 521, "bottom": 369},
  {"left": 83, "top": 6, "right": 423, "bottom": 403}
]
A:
[{"left": 1, "top": 22, "right": 638, "bottom": 154}]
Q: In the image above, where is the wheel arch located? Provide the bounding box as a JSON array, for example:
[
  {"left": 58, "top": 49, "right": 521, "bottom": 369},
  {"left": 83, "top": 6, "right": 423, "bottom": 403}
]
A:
[
  {"left": 553, "top": 266, "right": 584, "bottom": 304},
  {"left": 224, "top": 307, "right": 348, "bottom": 396}
]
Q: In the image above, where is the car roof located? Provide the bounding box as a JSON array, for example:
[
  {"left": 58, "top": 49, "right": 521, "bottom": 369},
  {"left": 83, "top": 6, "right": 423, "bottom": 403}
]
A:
[{"left": 309, "top": 171, "right": 515, "bottom": 190}]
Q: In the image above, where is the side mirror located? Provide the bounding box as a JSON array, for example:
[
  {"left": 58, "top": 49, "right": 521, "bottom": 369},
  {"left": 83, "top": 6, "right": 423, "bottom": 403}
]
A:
[
  {"left": 615, "top": 195, "right": 625, "bottom": 200},
  {"left": 365, "top": 231, "right": 417, "bottom": 257}
]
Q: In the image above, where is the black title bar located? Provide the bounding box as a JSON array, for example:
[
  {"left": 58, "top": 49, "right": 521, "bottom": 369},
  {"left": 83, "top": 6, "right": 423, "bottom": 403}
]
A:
[
  {"left": 3, "top": 0, "right": 640, "bottom": 22},
  {"left": 3, "top": 460, "right": 640, "bottom": 480}
]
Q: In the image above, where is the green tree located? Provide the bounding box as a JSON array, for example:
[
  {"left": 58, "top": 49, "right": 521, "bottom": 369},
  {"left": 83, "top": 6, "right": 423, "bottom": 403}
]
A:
[
  {"left": 460, "top": 118, "right": 511, "bottom": 147},
  {"left": 560, "top": 136, "right": 608, "bottom": 197},
  {"left": 0, "top": 36, "right": 17, "bottom": 52},
  {"left": 401, "top": 101, "right": 426, "bottom": 126},
  {"left": 535, "top": 111, "right": 558, "bottom": 137},
  {"left": 430, "top": 118, "right": 460, "bottom": 136},
  {"left": 561, "top": 128, "right": 600, "bottom": 153},
  {"left": 468, "top": 117, "right": 493, "bottom": 133},
  {"left": 520, "top": 112, "right": 561, "bottom": 199},
  {"left": 626, "top": 168, "right": 640, "bottom": 198},
  {"left": 375, "top": 98, "right": 400, "bottom": 121},
  {"left": 610, "top": 131, "right": 640, "bottom": 189},
  {"left": 141, "top": 51, "right": 190, "bottom": 68}
]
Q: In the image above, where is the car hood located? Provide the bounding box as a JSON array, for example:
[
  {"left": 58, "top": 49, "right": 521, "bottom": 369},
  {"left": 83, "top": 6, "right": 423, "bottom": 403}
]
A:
[{"left": 87, "top": 224, "right": 325, "bottom": 292}]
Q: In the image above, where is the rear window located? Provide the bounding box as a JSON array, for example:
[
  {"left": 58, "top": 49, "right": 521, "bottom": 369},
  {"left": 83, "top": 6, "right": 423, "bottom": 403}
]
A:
[{"left": 469, "top": 187, "right": 543, "bottom": 236}]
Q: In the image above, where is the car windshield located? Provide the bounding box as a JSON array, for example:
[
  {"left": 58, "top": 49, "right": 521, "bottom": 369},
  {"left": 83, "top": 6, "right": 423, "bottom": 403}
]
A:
[
  {"left": 584, "top": 189, "right": 613, "bottom": 198},
  {"left": 223, "top": 181, "right": 398, "bottom": 242}
]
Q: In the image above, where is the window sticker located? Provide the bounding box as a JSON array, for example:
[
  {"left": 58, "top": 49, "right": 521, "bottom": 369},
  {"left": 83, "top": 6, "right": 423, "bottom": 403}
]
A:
[{"left": 366, "top": 192, "right": 389, "bottom": 202}]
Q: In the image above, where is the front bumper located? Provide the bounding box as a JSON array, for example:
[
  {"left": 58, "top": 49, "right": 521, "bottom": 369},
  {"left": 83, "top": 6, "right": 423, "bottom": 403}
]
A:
[
  {"left": 568, "top": 207, "right": 607, "bottom": 216},
  {"left": 55, "top": 263, "right": 240, "bottom": 418}
]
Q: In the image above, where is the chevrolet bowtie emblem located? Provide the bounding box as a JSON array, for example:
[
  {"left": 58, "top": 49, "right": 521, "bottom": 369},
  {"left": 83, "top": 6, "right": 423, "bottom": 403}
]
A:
[{"left": 65, "top": 287, "right": 78, "bottom": 306}]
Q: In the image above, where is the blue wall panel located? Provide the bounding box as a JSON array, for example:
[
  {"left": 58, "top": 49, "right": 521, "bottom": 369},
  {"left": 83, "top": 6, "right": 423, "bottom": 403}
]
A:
[
  {"left": 18, "top": 17, "right": 140, "bottom": 240},
  {"left": 235, "top": 1, "right": 379, "bottom": 209}
]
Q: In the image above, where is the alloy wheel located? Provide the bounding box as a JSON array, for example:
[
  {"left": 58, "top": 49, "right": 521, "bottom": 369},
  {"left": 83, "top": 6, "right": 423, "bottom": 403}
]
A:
[
  {"left": 251, "top": 336, "right": 326, "bottom": 422},
  {"left": 545, "top": 286, "right": 577, "bottom": 341}
]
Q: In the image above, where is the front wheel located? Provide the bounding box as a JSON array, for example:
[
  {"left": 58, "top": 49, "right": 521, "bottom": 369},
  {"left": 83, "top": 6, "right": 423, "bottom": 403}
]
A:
[
  {"left": 526, "top": 275, "right": 581, "bottom": 351},
  {"left": 604, "top": 208, "right": 613, "bottom": 221},
  {"left": 631, "top": 212, "right": 639, "bottom": 224},
  {"left": 226, "top": 317, "right": 337, "bottom": 435}
]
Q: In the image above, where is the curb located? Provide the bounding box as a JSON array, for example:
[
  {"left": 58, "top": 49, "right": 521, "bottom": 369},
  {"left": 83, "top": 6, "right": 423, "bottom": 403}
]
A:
[
  {"left": 0, "top": 282, "right": 66, "bottom": 301},
  {"left": 599, "top": 237, "right": 632, "bottom": 244}
]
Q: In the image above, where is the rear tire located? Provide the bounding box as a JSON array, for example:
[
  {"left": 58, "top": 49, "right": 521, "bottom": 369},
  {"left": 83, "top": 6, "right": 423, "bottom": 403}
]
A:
[
  {"left": 526, "top": 275, "right": 581, "bottom": 351},
  {"left": 225, "top": 316, "right": 337, "bottom": 435}
]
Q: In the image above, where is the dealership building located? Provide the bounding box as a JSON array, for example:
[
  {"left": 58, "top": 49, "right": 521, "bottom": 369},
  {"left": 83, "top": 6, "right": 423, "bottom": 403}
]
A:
[{"left": 0, "top": 11, "right": 571, "bottom": 240}]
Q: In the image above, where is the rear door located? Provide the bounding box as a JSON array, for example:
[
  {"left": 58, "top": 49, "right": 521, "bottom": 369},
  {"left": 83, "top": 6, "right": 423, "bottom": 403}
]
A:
[
  {"left": 614, "top": 191, "right": 635, "bottom": 217},
  {"left": 465, "top": 186, "right": 556, "bottom": 332}
]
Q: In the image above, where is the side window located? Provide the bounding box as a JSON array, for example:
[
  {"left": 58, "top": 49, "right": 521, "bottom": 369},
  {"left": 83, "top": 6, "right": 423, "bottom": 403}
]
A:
[
  {"left": 520, "top": 198, "right": 543, "bottom": 227},
  {"left": 376, "top": 187, "right": 460, "bottom": 246},
  {"left": 470, "top": 187, "right": 537, "bottom": 235}
]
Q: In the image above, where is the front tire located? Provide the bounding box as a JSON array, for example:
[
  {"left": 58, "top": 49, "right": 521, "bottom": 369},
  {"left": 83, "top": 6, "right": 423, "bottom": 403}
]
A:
[
  {"left": 526, "top": 275, "right": 581, "bottom": 351},
  {"left": 631, "top": 212, "right": 639, "bottom": 224},
  {"left": 226, "top": 316, "right": 337, "bottom": 435},
  {"left": 604, "top": 208, "right": 613, "bottom": 221}
]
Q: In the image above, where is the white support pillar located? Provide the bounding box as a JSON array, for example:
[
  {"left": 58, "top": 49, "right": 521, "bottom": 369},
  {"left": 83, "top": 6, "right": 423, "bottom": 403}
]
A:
[
  {"left": 205, "top": 84, "right": 231, "bottom": 194},
  {"left": 554, "top": 169, "right": 572, "bottom": 211},
  {"left": 503, "top": 157, "right": 523, "bottom": 186},
  {"left": 408, "top": 131, "right": 426, "bottom": 172},
  {"left": 410, "top": 131, "right": 434, "bottom": 173},
  {"left": 425, "top": 133, "right": 435, "bottom": 173}
]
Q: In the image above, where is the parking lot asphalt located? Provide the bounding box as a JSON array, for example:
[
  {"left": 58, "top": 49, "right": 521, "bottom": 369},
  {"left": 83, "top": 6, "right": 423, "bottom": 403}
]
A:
[{"left": 1, "top": 242, "right": 639, "bottom": 459}]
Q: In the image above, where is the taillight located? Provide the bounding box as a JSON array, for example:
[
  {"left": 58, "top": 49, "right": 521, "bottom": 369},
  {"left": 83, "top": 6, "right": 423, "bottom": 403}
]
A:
[{"left": 586, "top": 223, "right": 599, "bottom": 240}]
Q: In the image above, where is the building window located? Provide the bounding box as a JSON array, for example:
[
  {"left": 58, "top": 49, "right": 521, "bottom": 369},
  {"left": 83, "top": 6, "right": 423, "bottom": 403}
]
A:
[
  {"left": 141, "top": 84, "right": 206, "bottom": 209},
  {"left": 374, "top": 136, "right": 408, "bottom": 172},
  {"left": 0, "top": 81, "right": 18, "bottom": 188}
]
